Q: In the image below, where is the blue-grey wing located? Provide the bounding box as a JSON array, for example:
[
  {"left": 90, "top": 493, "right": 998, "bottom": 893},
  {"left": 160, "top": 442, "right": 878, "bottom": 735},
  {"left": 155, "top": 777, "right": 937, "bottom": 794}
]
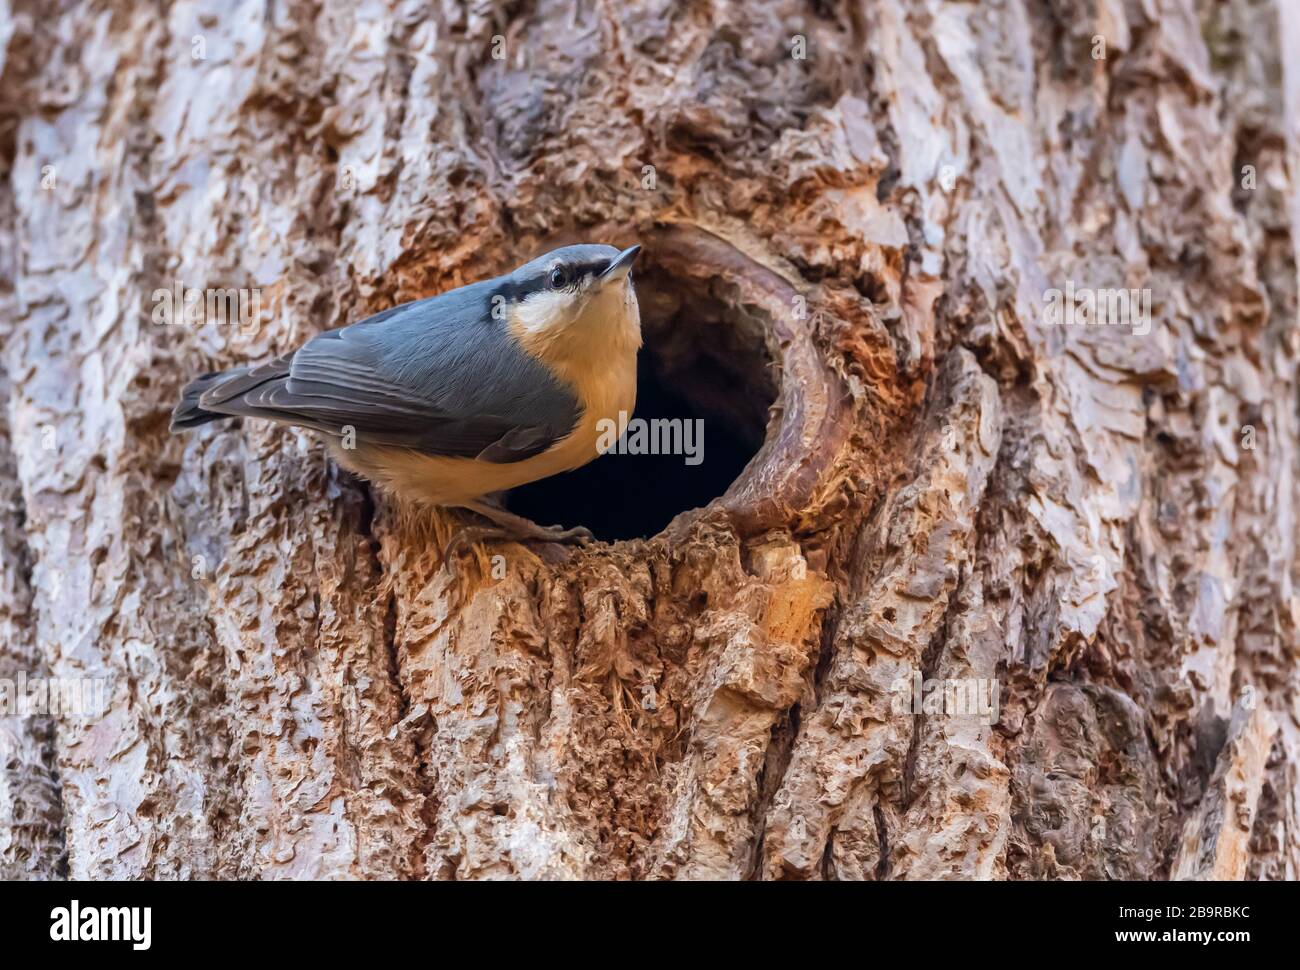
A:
[{"left": 189, "top": 281, "right": 581, "bottom": 463}]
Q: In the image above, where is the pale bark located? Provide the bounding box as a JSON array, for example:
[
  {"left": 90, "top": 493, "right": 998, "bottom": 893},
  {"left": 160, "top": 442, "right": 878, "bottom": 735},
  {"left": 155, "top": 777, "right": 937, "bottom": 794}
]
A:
[{"left": 1, "top": 0, "right": 1298, "bottom": 880}]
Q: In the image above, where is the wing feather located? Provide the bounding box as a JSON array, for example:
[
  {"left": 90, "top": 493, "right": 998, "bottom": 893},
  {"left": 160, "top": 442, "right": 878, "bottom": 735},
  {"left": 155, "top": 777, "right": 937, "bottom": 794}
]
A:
[{"left": 187, "top": 282, "right": 580, "bottom": 462}]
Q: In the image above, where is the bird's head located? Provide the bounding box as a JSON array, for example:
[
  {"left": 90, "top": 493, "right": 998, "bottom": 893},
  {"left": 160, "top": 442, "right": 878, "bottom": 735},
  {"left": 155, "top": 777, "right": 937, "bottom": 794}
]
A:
[{"left": 502, "top": 243, "right": 643, "bottom": 376}]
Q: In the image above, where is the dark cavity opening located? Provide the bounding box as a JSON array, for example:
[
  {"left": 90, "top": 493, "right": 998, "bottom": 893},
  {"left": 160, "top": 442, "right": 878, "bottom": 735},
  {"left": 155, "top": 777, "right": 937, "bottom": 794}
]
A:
[{"left": 506, "top": 260, "right": 779, "bottom": 542}]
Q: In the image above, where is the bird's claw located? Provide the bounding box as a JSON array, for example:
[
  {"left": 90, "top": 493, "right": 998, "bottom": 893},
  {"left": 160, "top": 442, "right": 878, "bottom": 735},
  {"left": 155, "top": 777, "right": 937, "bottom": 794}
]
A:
[
  {"left": 547, "top": 525, "right": 593, "bottom": 545},
  {"left": 441, "top": 522, "right": 594, "bottom": 573},
  {"left": 440, "top": 525, "right": 503, "bottom": 572}
]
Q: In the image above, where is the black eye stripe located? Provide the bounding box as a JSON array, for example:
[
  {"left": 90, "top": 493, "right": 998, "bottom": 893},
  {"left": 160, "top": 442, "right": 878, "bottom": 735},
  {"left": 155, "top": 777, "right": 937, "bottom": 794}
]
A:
[
  {"left": 496, "top": 253, "right": 620, "bottom": 308},
  {"left": 513, "top": 259, "right": 609, "bottom": 296},
  {"left": 552, "top": 260, "right": 605, "bottom": 281}
]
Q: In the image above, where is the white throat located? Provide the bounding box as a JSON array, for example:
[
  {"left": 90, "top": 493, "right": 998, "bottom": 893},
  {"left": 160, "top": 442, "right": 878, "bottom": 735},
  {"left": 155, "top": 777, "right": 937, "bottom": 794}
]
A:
[{"left": 511, "top": 278, "right": 642, "bottom": 385}]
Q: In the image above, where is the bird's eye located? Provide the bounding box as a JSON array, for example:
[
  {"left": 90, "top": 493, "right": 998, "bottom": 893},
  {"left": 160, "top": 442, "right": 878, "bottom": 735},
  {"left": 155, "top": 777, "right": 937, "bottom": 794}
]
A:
[{"left": 548, "top": 267, "right": 568, "bottom": 289}]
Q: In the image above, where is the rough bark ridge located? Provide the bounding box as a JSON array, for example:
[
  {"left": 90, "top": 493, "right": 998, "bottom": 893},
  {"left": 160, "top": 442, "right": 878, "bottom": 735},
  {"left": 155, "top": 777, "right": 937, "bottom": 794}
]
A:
[{"left": 0, "top": 0, "right": 1297, "bottom": 880}]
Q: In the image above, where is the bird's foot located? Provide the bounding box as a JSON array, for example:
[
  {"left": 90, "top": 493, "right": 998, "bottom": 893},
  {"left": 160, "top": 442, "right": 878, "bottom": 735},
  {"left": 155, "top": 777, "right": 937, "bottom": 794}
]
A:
[
  {"left": 534, "top": 523, "right": 594, "bottom": 545},
  {"left": 440, "top": 520, "right": 593, "bottom": 572}
]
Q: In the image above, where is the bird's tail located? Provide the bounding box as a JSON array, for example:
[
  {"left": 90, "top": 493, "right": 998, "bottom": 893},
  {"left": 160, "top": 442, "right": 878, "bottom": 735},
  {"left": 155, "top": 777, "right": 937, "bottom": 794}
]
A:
[
  {"left": 170, "top": 370, "right": 239, "bottom": 431},
  {"left": 171, "top": 354, "right": 296, "bottom": 433}
]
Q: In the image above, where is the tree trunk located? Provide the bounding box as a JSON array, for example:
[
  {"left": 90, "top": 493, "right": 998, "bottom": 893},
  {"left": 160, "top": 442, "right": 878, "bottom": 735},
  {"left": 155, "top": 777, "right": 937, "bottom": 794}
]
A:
[{"left": 1, "top": 0, "right": 1297, "bottom": 881}]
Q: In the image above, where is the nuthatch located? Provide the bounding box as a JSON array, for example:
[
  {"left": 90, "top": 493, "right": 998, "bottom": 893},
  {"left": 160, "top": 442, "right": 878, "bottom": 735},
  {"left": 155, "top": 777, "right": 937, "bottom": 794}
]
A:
[{"left": 172, "top": 243, "right": 642, "bottom": 553}]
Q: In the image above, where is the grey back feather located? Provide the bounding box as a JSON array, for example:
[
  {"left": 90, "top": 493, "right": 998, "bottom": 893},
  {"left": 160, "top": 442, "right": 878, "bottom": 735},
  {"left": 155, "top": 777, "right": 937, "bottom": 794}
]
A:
[{"left": 176, "top": 270, "right": 587, "bottom": 463}]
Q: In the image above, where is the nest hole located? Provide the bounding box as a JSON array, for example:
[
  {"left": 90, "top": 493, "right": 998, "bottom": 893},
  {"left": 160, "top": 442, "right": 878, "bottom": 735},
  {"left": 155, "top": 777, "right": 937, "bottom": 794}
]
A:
[{"left": 506, "top": 260, "right": 780, "bottom": 541}]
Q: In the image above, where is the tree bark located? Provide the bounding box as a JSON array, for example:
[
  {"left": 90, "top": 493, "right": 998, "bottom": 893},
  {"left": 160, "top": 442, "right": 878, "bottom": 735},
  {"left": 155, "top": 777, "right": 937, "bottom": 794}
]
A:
[{"left": 1, "top": 0, "right": 1298, "bottom": 880}]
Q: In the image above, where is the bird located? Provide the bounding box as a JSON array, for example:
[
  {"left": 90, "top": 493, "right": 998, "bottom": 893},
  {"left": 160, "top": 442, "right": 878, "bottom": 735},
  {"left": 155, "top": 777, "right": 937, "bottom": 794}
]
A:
[{"left": 171, "top": 243, "right": 642, "bottom": 560}]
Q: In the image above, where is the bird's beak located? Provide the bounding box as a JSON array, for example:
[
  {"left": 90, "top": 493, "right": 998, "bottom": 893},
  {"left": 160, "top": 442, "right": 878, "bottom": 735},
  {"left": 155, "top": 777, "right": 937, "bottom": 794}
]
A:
[{"left": 598, "top": 245, "right": 641, "bottom": 286}]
